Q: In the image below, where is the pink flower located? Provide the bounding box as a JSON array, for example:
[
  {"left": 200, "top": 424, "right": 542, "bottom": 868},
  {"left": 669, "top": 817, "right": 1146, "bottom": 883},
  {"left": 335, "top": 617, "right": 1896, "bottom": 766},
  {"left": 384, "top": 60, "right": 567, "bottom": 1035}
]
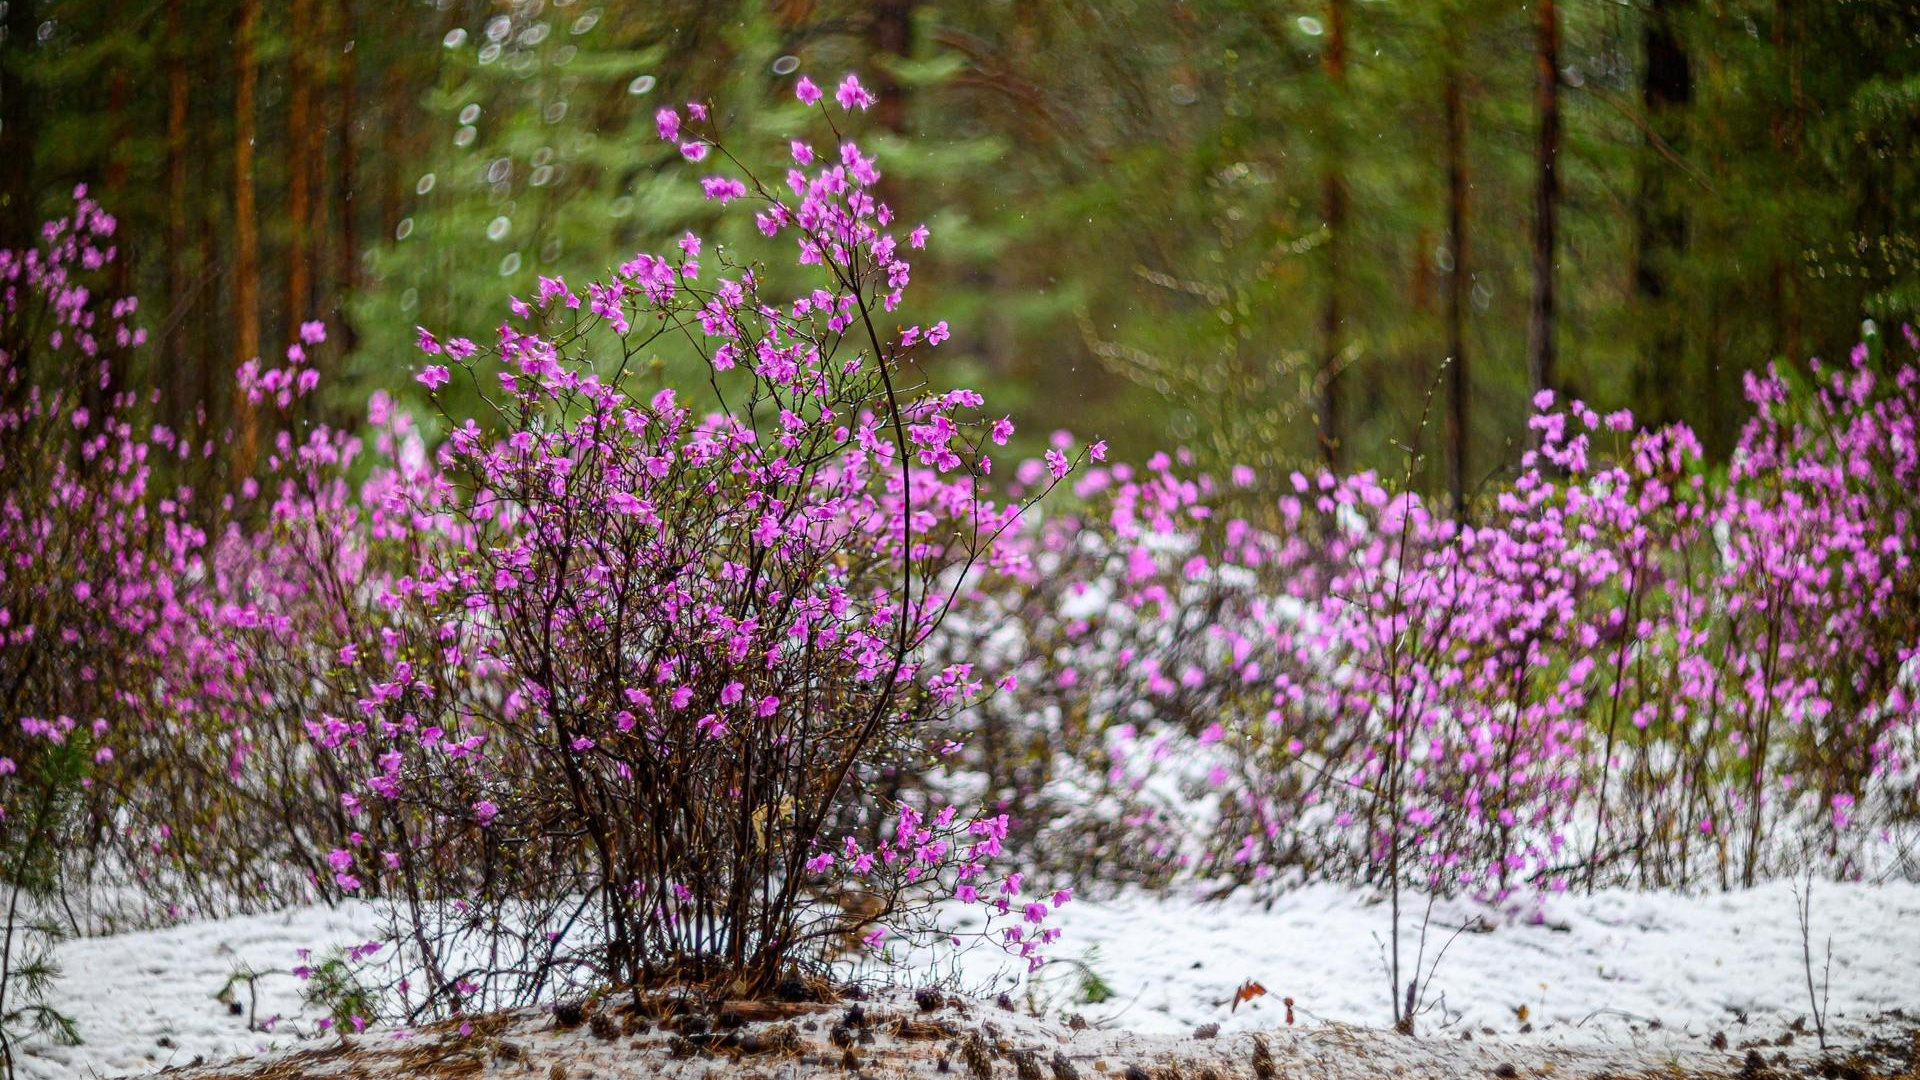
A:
[
  {"left": 417, "top": 365, "right": 450, "bottom": 391},
  {"left": 701, "top": 176, "right": 748, "bottom": 203},
  {"left": 795, "top": 76, "right": 822, "bottom": 106},
  {"left": 836, "top": 73, "right": 875, "bottom": 111}
]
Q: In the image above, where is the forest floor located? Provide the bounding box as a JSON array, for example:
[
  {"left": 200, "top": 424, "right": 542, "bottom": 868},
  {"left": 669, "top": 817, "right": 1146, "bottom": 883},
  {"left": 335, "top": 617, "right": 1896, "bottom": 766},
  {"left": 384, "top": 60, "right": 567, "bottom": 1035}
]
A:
[{"left": 21, "top": 880, "right": 1920, "bottom": 1080}]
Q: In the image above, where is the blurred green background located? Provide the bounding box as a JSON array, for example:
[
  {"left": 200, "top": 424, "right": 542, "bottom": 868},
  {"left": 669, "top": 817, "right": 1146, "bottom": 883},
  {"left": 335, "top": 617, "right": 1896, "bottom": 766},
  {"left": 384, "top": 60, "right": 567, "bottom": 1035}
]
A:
[{"left": 3, "top": 0, "right": 1917, "bottom": 496}]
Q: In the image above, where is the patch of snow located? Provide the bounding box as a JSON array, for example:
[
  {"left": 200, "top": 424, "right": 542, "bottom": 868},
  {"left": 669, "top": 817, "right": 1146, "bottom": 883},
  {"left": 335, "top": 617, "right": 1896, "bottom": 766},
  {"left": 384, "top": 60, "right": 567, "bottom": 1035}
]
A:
[
  {"left": 19, "top": 903, "right": 383, "bottom": 1079},
  {"left": 943, "top": 880, "right": 1920, "bottom": 1047},
  {"left": 18, "top": 880, "right": 1920, "bottom": 1077}
]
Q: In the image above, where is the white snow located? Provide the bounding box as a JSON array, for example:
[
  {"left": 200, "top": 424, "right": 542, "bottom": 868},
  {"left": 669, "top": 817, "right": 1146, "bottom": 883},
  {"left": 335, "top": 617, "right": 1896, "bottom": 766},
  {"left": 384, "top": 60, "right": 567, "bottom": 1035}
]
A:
[
  {"left": 942, "top": 879, "right": 1920, "bottom": 1046},
  {"left": 18, "top": 880, "right": 1920, "bottom": 1078},
  {"left": 20, "top": 903, "right": 383, "bottom": 1079}
]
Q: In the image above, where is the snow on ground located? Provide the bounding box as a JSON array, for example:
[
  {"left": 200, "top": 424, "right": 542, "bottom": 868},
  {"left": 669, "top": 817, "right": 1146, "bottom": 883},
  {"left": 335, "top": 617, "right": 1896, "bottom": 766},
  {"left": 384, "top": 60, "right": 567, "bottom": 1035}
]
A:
[
  {"left": 21, "top": 903, "right": 384, "bottom": 1079},
  {"left": 87, "top": 985, "right": 1920, "bottom": 1080},
  {"left": 18, "top": 881, "right": 1920, "bottom": 1078},
  {"left": 941, "top": 879, "right": 1920, "bottom": 1046}
]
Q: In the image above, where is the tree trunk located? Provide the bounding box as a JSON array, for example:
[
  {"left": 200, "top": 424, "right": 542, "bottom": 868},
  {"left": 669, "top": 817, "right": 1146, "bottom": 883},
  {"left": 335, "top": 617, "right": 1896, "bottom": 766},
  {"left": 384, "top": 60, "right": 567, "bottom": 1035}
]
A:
[
  {"left": 95, "top": 0, "right": 132, "bottom": 430},
  {"left": 288, "top": 0, "right": 315, "bottom": 328},
  {"left": 1630, "top": 0, "right": 1694, "bottom": 427},
  {"left": 103, "top": 0, "right": 130, "bottom": 302},
  {"left": 1768, "top": 0, "right": 1803, "bottom": 368},
  {"left": 0, "top": 0, "right": 35, "bottom": 256},
  {"left": 1317, "top": 0, "right": 1348, "bottom": 470},
  {"left": 1444, "top": 60, "right": 1470, "bottom": 517},
  {"left": 232, "top": 0, "right": 262, "bottom": 476},
  {"left": 1780, "top": 0, "right": 1802, "bottom": 364},
  {"left": 332, "top": 0, "right": 360, "bottom": 355},
  {"left": 869, "top": 0, "right": 912, "bottom": 135},
  {"left": 164, "top": 0, "right": 192, "bottom": 433},
  {"left": 379, "top": 61, "right": 406, "bottom": 246},
  {"left": 198, "top": 204, "right": 221, "bottom": 432},
  {"left": 1526, "top": 0, "right": 1560, "bottom": 415}
]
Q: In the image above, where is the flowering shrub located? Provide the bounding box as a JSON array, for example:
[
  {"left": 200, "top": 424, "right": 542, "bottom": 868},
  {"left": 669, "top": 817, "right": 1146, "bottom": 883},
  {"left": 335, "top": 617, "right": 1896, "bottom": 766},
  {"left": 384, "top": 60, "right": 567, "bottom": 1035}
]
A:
[
  {"left": 0, "top": 187, "right": 177, "bottom": 1064},
  {"left": 960, "top": 336, "right": 1920, "bottom": 907},
  {"left": 0, "top": 187, "right": 162, "bottom": 826},
  {"left": 145, "top": 74, "right": 1082, "bottom": 1017},
  {"left": 0, "top": 77, "right": 1089, "bottom": 1041},
  {"left": 0, "top": 188, "right": 378, "bottom": 945}
]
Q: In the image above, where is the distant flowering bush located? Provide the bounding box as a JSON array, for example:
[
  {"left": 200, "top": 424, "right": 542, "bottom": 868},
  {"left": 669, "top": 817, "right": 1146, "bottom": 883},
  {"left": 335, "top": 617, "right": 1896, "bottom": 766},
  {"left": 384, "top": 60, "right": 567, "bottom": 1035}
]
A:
[
  {"left": 0, "top": 186, "right": 159, "bottom": 807},
  {"left": 0, "top": 186, "right": 180, "bottom": 1063},
  {"left": 0, "top": 188, "right": 357, "bottom": 933},
  {"left": 958, "top": 334, "right": 1920, "bottom": 901}
]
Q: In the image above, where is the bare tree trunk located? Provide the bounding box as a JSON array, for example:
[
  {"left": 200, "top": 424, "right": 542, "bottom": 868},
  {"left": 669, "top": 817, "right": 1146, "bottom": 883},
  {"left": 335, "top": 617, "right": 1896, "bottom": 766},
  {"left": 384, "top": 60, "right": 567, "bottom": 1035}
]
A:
[
  {"left": 1768, "top": 0, "right": 1803, "bottom": 369},
  {"left": 1444, "top": 59, "right": 1470, "bottom": 517},
  {"left": 231, "top": 0, "right": 262, "bottom": 476},
  {"left": 0, "top": 0, "right": 35, "bottom": 257},
  {"left": 94, "top": 0, "right": 132, "bottom": 430},
  {"left": 1526, "top": 0, "right": 1560, "bottom": 414},
  {"left": 1774, "top": 0, "right": 1789, "bottom": 361},
  {"left": 1630, "top": 0, "right": 1694, "bottom": 427},
  {"left": 1318, "top": 0, "right": 1348, "bottom": 470},
  {"left": 164, "top": 0, "right": 192, "bottom": 432},
  {"left": 869, "top": 0, "right": 912, "bottom": 135},
  {"left": 379, "top": 61, "right": 406, "bottom": 246},
  {"left": 198, "top": 207, "right": 221, "bottom": 432},
  {"left": 104, "top": 0, "right": 130, "bottom": 302},
  {"left": 332, "top": 0, "right": 361, "bottom": 355},
  {"left": 288, "top": 0, "right": 315, "bottom": 328}
]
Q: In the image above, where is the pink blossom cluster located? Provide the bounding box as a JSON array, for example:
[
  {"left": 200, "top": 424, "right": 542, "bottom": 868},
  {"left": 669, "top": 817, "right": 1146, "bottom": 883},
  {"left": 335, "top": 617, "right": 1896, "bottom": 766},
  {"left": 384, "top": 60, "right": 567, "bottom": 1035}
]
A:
[
  {"left": 100, "top": 72, "right": 1079, "bottom": 1012},
  {"left": 0, "top": 185, "right": 190, "bottom": 829},
  {"left": 955, "top": 341, "right": 1920, "bottom": 899}
]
